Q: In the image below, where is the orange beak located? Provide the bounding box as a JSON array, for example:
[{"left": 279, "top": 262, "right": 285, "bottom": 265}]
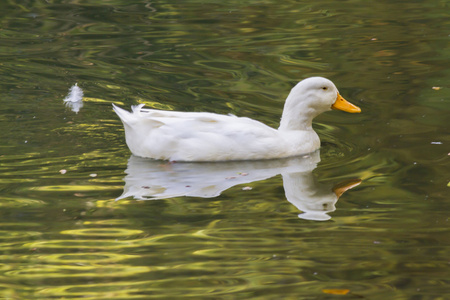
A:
[{"left": 331, "top": 93, "right": 361, "bottom": 113}]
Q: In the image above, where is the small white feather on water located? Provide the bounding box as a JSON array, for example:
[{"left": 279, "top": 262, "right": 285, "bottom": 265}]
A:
[{"left": 63, "top": 83, "right": 84, "bottom": 113}]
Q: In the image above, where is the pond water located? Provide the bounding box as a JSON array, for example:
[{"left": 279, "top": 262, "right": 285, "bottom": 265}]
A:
[{"left": 0, "top": 0, "right": 449, "bottom": 299}]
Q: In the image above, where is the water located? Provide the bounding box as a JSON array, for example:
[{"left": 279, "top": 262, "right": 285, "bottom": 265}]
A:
[{"left": 0, "top": 0, "right": 449, "bottom": 299}]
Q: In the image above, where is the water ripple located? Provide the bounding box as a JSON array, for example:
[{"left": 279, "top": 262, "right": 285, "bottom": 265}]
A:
[{"left": 0, "top": 0, "right": 448, "bottom": 299}]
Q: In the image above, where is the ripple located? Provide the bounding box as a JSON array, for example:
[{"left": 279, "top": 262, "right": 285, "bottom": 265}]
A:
[
  {"left": 23, "top": 239, "right": 136, "bottom": 251},
  {"left": 30, "top": 185, "right": 114, "bottom": 193},
  {"left": 194, "top": 60, "right": 247, "bottom": 72},
  {"left": 0, "top": 1, "right": 448, "bottom": 299},
  {"left": 29, "top": 252, "right": 137, "bottom": 265},
  {"left": 60, "top": 228, "right": 143, "bottom": 237},
  {"left": 0, "top": 229, "right": 42, "bottom": 241},
  {"left": 4, "top": 264, "right": 149, "bottom": 280},
  {"left": 0, "top": 197, "right": 45, "bottom": 207}
]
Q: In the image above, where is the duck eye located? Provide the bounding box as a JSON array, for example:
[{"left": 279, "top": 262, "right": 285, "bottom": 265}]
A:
[{"left": 322, "top": 87, "right": 328, "bottom": 90}]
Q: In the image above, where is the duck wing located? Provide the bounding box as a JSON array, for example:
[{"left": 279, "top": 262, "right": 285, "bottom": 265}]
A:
[{"left": 113, "top": 104, "right": 282, "bottom": 161}]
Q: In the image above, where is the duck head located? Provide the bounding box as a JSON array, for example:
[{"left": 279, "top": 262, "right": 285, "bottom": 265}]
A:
[{"left": 279, "top": 77, "right": 361, "bottom": 131}]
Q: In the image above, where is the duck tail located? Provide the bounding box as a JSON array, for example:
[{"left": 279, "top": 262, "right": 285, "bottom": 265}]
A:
[
  {"left": 112, "top": 103, "right": 131, "bottom": 124},
  {"left": 112, "top": 103, "right": 144, "bottom": 125}
]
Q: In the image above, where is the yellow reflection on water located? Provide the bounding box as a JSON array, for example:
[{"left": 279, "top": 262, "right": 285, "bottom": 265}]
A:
[
  {"left": 30, "top": 185, "right": 113, "bottom": 192},
  {"left": 137, "top": 100, "right": 175, "bottom": 110},
  {"left": 0, "top": 197, "right": 45, "bottom": 207},
  {"left": 5, "top": 264, "right": 150, "bottom": 280},
  {"left": 82, "top": 97, "right": 116, "bottom": 103},
  {"left": 60, "top": 228, "right": 143, "bottom": 237}
]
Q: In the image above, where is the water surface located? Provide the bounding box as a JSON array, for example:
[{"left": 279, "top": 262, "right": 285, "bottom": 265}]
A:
[{"left": 0, "top": 0, "right": 448, "bottom": 299}]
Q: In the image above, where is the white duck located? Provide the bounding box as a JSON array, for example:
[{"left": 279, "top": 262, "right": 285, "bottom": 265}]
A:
[{"left": 113, "top": 77, "right": 361, "bottom": 161}]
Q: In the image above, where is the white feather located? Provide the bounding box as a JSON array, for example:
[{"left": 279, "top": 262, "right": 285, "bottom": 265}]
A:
[{"left": 63, "top": 83, "right": 84, "bottom": 113}]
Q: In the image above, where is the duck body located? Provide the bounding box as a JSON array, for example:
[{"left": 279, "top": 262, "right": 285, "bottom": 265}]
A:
[
  {"left": 113, "top": 77, "right": 361, "bottom": 162},
  {"left": 113, "top": 105, "right": 320, "bottom": 161}
]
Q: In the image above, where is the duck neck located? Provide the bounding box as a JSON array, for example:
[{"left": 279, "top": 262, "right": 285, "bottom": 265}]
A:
[
  {"left": 279, "top": 109, "right": 314, "bottom": 131},
  {"left": 278, "top": 91, "right": 316, "bottom": 131}
]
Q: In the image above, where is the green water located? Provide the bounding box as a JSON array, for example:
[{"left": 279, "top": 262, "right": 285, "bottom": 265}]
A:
[{"left": 1, "top": 0, "right": 449, "bottom": 299}]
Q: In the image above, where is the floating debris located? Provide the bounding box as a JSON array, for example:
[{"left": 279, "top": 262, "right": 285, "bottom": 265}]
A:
[
  {"left": 59, "top": 169, "right": 67, "bottom": 174},
  {"left": 63, "top": 83, "right": 84, "bottom": 113},
  {"left": 432, "top": 86, "right": 442, "bottom": 90},
  {"left": 242, "top": 186, "right": 252, "bottom": 191},
  {"left": 322, "top": 289, "right": 350, "bottom": 295},
  {"left": 89, "top": 173, "right": 97, "bottom": 177}
]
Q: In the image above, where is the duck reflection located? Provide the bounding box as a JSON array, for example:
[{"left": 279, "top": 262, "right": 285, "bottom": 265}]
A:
[{"left": 117, "top": 151, "right": 360, "bottom": 221}]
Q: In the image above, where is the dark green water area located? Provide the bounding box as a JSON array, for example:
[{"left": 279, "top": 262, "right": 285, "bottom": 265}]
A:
[{"left": 0, "top": 0, "right": 448, "bottom": 299}]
